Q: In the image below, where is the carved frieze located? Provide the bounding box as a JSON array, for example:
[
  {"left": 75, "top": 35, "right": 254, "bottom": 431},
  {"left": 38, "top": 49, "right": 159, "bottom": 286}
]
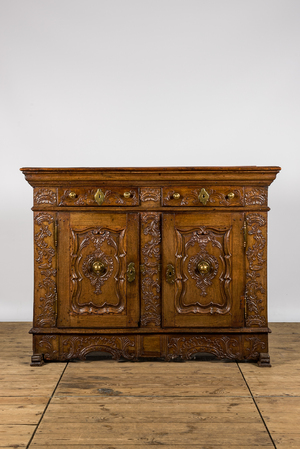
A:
[
  {"left": 163, "top": 187, "right": 244, "bottom": 206},
  {"left": 166, "top": 335, "right": 242, "bottom": 361},
  {"left": 58, "top": 188, "right": 139, "bottom": 206},
  {"left": 175, "top": 226, "right": 232, "bottom": 314},
  {"left": 60, "top": 335, "right": 136, "bottom": 361},
  {"left": 140, "top": 188, "right": 161, "bottom": 202},
  {"left": 71, "top": 227, "right": 126, "bottom": 315},
  {"left": 140, "top": 213, "right": 161, "bottom": 326},
  {"left": 245, "top": 213, "right": 267, "bottom": 327},
  {"left": 34, "top": 213, "right": 57, "bottom": 327},
  {"left": 245, "top": 188, "right": 268, "bottom": 206},
  {"left": 34, "top": 188, "right": 57, "bottom": 205}
]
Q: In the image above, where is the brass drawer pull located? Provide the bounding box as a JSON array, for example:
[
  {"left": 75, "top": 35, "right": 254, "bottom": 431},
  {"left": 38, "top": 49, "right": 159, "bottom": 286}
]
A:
[
  {"left": 123, "top": 191, "right": 131, "bottom": 199},
  {"left": 197, "top": 260, "right": 210, "bottom": 274},
  {"left": 68, "top": 191, "right": 77, "bottom": 199},
  {"left": 92, "top": 261, "right": 106, "bottom": 275},
  {"left": 226, "top": 192, "right": 235, "bottom": 200},
  {"left": 172, "top": 192, "right": 181, "bottom": 200}
]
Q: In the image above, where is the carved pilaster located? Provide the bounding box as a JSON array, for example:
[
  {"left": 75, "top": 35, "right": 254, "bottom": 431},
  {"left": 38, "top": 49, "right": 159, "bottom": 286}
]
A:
[
  {"left": 34, "top": 213, "right": 57, "bottom": 327},
  {"left": 245, "top": 213, "right": 267, "bottom": 327},
  {"left": 140, "top": 213, "right": 161, "bottom": 327}
]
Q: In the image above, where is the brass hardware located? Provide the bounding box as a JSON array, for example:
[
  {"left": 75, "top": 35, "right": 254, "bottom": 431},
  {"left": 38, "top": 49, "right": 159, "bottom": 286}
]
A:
[
  {"left": 127, "top": 262, "right": 136, "bottom": 282},
  {"left": 172, "top": 192, "right": 181, "bottom": 200},
  {"left": 54, "top": 220, "right": 58, "bottom": 247},
  {"left": 243, "top": 219, "right": 247, "bottom": 248},
  {"left": 123, "top": 191, "right": 131, "bottom": 199},
  {"left": 94, "top": 189, "right": 105, "bottom": 205},
  {"left": 198, "top": 188, "right": 209, "bottom": 205},
  {"left": 166, "top": 263, "right": 175, "bottom": 284},
  {"left": 68, "top": 191, "right": 77, "bottom": 199},
  {"left": 92, "top": 261, "right": 106, "bottom": 275},
  {"left": 226, "top": 192, "right": 235, "bottom": 199},
  {"left": 197, "top": 260, "right": 210, "bottom": 274}
]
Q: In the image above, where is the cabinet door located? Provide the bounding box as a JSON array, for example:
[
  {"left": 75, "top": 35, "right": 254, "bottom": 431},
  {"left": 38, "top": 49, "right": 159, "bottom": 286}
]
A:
[
  {"left": 57, "top": 212, "right": 139, "bottom": 328},
  {"left": 162, "top": 213, "right": 245, "bottom": 328}
]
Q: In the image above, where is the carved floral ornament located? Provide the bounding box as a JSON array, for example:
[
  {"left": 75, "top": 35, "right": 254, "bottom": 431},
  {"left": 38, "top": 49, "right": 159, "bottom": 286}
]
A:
[
  {"left": 245, "top": 213, "right": 267, "bottom": 327},
  {"left": 140, "top": 213, "right": 161, "bottom": 327},
  {"left": 34, "top": 188, "right": 57, "bottom": 205},
  {"left": 34, "top": 213, "right": 57, "bottom": 327}
]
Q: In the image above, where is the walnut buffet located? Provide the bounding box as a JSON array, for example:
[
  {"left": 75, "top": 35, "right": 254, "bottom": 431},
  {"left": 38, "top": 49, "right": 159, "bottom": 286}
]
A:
[{"left": 21, "top": 166, "right": 280, "bottom": 367}]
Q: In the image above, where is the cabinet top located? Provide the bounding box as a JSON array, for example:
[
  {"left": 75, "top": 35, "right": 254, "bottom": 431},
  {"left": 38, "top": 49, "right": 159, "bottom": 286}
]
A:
[{"left": 21, "top": 166, "right": 281, "bottom": 187}]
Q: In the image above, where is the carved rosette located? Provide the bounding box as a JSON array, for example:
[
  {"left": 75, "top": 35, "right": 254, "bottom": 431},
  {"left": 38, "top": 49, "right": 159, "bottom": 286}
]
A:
[
  {"left": 245, "top": 188, "right": 268, "bottom": 206},
  {"left": 175, "top": 226, "right": 232, "bottom": 314},
  {"left": 140, "top": 213, "right": 161, "bottom": 327},
  {"left": 60, "top": 335, "right": 136, "bottom": 361},
  {"left": 140, "top": 188, "right": 161, "bottom": 202},
  {"left": 34, "top": 213, "right": 57, "bottom": 327},
  {"left": 34, "top": 188, "right": 57, "bottom": 205},
  {"left": 71, "top": 227, "right": 126, "bottom": 315},
  {"left": 245, "top": 213, "right": 267, "bottom": 327}
]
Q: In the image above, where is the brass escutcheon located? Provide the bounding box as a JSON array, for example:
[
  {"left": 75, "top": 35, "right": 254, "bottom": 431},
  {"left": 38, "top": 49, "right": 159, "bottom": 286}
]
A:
[
  {"left": 126, "top": 262, "right": 136, "bottom": 282},
  {"left": 94, "top": 189, "right": 105, "bottom": 205},
  {"left": 197, "top": 260, "right": 210, "bottom": 274},
  {"left": 198, "top": 188, "right": 209, "bottom": 205},
  {"left": 166, "top": 263, "right": 175, "bottom": 284},
  {"left": 92, "top": 261, "right": 106, "bottom": 275}
]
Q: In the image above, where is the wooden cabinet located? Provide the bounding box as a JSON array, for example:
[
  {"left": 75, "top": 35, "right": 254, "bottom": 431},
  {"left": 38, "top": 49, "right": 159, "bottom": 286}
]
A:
[{"left": 21, "top": 166, "right": 280, "bottom": 366}]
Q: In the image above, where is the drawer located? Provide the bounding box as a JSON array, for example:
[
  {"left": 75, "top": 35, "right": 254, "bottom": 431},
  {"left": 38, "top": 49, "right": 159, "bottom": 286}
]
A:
[
  {"left": 162, "top": 186, "right": 244, "bottom": 206},
  {"left": 58, "top": 187, "right": 139, "bottom": 206}
]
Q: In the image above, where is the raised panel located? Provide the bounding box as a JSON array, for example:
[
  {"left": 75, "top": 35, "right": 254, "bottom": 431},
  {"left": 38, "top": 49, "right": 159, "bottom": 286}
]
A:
[
  {"left": 162, "top": 213, "right": 245, "bottom": 328},
  {"left": 57, "top": 213, "right": 139, "bottom": 328}
]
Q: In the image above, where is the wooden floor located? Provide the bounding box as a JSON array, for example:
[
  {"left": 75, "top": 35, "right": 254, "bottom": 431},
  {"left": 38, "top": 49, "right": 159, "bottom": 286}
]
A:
[{"left": 0, "top": 323, "right": 299, "bottom": 448}]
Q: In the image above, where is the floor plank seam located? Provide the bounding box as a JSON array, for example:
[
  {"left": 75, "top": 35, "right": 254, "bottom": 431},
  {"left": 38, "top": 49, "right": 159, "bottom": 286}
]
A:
[
  {"left": 237, "top": 362, "right": 277, "bottom": 449},
  {"left": 26, "top": 362, "right": 69, "bottom": 449}
]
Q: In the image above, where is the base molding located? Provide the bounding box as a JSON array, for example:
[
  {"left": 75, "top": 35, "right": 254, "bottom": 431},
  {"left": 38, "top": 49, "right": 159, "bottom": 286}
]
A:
[{"left": 32, "top": 332, "right": 269, "bottom": 365}]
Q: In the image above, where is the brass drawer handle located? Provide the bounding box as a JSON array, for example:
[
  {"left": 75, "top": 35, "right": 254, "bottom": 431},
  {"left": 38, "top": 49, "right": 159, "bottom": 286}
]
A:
[
  {"left": 197, "top": 260, "right": 210, "bottom": 274},
  {"left": 68, "top": 191, "right": 77, "bottom": 199},
  {"left": 126, "top": 262, "right": 136, "bottom": 282},
  {"left": 172, "top": 192, "right": 181, "bottom": 200},
  {"left": 92, "top": 261, "right": 106, "bottom": 275},
  {"left": 226, "top": 192, "right": 235, "bottom": 200},
  {"left": 123, "top": 191, "right": 131, "bottom": 199}
]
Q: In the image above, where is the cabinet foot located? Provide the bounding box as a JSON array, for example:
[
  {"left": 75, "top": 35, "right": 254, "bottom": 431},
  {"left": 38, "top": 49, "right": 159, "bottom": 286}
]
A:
[
  {"left": 258, "top": 352, "right": 271, "bottom": 367},
  {"left": 31, "top": 354, "right": 44, "bottom": 366}
]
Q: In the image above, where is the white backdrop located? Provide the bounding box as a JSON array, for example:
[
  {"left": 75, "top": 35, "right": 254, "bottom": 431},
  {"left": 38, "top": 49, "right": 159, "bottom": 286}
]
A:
[{"left": 0, "top": 1, "right": 299, "bottom": 321}]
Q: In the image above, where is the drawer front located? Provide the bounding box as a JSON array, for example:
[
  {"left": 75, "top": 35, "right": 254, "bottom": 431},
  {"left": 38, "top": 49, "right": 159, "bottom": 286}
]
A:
[
  {"left": 162, "top": 186, "right": 244, "bottom": 207},
  {"left": 58, "top": 187, "right": 139, "bottom": 207}
]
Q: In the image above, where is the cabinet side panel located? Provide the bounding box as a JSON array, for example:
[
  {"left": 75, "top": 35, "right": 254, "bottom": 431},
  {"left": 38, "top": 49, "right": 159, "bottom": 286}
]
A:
[
  {"left": 33, "top": 212, "right": 57, "bottom": 328},
  {"left": 245, "top": 212, "right": 268, "bottom": 327}
]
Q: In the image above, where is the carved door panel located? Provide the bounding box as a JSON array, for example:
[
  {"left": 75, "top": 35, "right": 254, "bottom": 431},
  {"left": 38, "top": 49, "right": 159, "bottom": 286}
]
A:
[
  {"left": 57, "top": 212, "right": 139, "bottom": 328},
  {"left": 162, "top": 213, "right": 245, "bottom": 328}
]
